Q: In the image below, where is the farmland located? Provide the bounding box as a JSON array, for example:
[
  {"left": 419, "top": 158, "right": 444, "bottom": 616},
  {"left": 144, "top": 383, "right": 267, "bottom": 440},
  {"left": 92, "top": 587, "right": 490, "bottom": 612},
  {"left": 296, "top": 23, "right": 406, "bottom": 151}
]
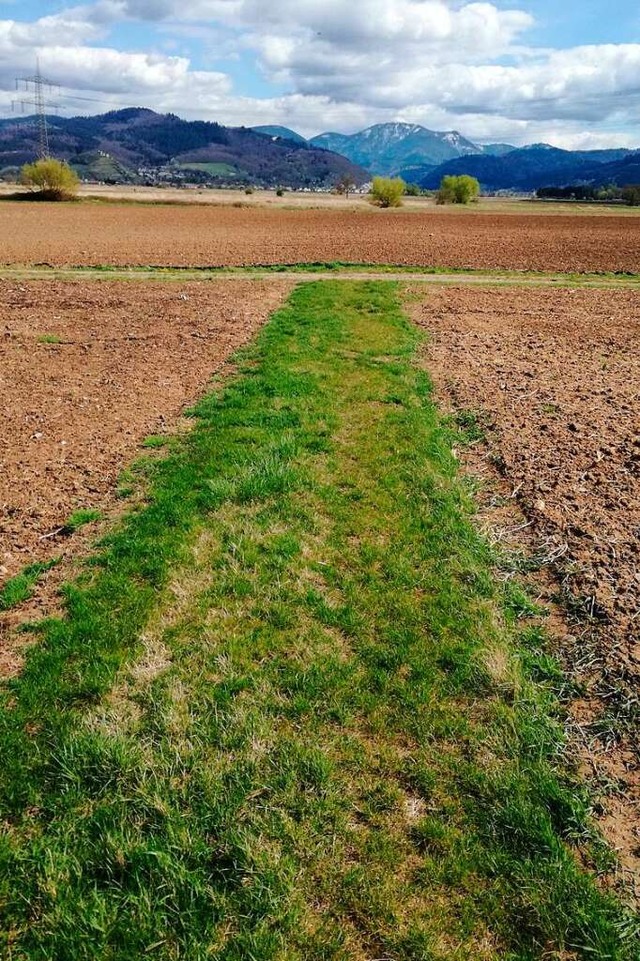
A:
[
  {"left": 0, "top": 279, "right": 291, "bottom": 595},
  {"left": 411, "top": 285, "right": 640, "bottom": 653},
  {"left": 0, "top": 200, "right": 639, "bottom": 273},
  {"left": 0, "top": 199, "right": 639, "bottom": 958},
  {"left": 411, "top": 285, "right": 640, "bottom": 888}
]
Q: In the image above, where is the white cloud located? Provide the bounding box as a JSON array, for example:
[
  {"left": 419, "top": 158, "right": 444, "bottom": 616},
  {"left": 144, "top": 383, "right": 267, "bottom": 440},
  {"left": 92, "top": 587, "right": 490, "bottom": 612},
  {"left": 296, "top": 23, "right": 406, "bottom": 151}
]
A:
[
  {"left": 0, "top": 1, "right": 638, "bottom": 147},
  {"left": 0, "top": 9, "right": 105, "bottom": 50}
]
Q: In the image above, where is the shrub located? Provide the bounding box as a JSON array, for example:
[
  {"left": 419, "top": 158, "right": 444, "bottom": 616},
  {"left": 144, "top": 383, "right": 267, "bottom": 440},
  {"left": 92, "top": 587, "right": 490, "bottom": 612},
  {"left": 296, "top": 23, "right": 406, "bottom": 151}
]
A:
[
  {"left": 404, "top": 182, "right": 422, "bottom": 197},
  {"left": 437, "top": 174, "right": 480, "bottom": 205},
  {"left": 20, "top": 158, "right": 79, "bottom": 200},
  {"left": 276, "top": 188, "right": 284, "bottom": 196},
  {"left": 370, "top": 176, "right": 406, "bottom": 208}
]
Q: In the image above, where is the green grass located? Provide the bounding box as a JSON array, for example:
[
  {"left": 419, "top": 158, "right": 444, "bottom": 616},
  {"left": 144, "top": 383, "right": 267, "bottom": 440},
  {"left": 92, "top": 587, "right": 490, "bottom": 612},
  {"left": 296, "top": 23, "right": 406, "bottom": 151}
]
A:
[
  {"left": 175, "top": 162, "right": 240, "bottom": 177},
  {"left": 447, "top": 409, "right": 489, "bottom": 446},
  {"left": 40, "top": 261, "right": 640, "bottom": 280},
  {"left": 37, "top": 333, "right": 62, "bottom": 344},
  {"left": 0, "top": 559, "right": 59, "bottom": 611},
  {"left": 62, "top": 508, "right": 103, "bottom": 533},
  {"left": 0, "top": 282, "right": 635, "bottom": 959},
  {"left": 2, "top": 261, "right": 638, "bottom": 289},
  {"left": 141, "top": 434, "right": 172, "bottom": 449}
]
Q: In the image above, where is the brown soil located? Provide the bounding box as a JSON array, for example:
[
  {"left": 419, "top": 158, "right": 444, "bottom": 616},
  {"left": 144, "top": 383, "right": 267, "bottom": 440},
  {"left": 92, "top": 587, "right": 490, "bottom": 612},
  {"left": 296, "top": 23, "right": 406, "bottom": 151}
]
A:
[
  {"left": 0, "top": 278, "right": 291, "bottom": 596},
  {"left": 0, "top": 204, "right": 638, "bottom": 273},
  {"left": 410, "top": 284, "right": 640, "bottom": 890},
  {"left": 411, "top": 285, "right": 640, "bottom": 654}
]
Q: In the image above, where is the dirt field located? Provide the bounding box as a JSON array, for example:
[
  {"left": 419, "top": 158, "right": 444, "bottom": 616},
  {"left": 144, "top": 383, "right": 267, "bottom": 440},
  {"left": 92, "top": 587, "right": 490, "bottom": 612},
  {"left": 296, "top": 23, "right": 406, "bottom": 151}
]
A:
[
  {"left": 1, "top": 202, "right": 639, "bottom": 273},
  {"left": 0, "top": 279, "right": 291, "bottom": 587},
  {"left": 412, "top": 285, "right": 640, "bottom": 884},
  {"left": 411, "top": 284, "right": 640, "bottom": 678}
]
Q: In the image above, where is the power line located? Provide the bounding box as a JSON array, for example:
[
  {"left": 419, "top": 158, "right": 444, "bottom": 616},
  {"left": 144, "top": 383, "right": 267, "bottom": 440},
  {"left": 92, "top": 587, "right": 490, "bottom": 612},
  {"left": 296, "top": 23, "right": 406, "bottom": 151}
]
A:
[
  {"left": 10, "top": 61, "right": 142, "bottom": 154},
  {"left": 59, "top": 93, "right": 138, "bottom": 108},
  {"left": 13, "top": 59, "right": 60, "bottom": 158}
]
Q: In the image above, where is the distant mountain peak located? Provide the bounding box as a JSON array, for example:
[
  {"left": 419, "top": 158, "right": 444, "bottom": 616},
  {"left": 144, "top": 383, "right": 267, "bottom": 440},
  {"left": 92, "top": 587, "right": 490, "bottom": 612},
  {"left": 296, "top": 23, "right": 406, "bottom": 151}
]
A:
[{"left": 309, "top": 122, "right": 482, "bottom": 175}]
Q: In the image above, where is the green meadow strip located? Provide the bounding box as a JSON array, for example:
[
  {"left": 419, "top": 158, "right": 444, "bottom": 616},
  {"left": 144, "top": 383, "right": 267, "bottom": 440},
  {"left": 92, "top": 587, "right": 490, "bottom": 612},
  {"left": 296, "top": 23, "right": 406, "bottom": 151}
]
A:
[{"left": 0, "top": 282, "right": 635, "bottom": 959}]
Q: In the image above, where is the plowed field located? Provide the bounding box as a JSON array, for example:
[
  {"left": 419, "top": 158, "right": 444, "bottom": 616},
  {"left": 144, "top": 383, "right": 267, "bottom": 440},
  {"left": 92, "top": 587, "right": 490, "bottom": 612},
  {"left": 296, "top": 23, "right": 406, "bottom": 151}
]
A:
[
  {"left": 0, "top": 279, "right": 291, "bottom": 587},
  {"left": 1, "top": 203, "right": 639, "bottom": 272},
  {"left": 411, "top": 284, "right": 640, "bottom": 679}
]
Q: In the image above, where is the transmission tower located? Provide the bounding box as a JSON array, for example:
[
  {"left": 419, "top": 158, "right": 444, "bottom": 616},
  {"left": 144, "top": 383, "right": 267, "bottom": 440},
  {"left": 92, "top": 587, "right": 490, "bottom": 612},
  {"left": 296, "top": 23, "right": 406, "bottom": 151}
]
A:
[{"left": 13, "top": 60, "right": 60, "bottom": 158}]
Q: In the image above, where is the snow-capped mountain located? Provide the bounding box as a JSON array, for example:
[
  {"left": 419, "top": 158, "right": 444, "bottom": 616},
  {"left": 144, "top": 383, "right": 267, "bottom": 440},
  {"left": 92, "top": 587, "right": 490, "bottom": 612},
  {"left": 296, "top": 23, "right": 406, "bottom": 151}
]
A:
[{"left": 309, "top": 123, "right": 491, "bottom": 175}]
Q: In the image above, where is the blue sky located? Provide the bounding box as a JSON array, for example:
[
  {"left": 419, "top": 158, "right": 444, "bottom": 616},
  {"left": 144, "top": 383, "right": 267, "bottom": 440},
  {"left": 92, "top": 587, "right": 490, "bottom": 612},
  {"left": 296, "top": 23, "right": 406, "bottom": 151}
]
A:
[
  {"left": 1, "top": 1, "right": 639, "bottom": 147},
  {"left": 496, "top": 1, "right": 638, "bottom": 46}
]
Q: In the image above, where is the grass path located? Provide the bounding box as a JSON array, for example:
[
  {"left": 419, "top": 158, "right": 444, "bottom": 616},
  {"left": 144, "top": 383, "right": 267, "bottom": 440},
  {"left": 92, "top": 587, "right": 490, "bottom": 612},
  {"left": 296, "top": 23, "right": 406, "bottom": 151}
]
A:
[
  {"left": 0, "top": 263, "right": 639, "bottom": 287},
  {"left": 0, "top": 282, "right": 634, "bottom": 959}
]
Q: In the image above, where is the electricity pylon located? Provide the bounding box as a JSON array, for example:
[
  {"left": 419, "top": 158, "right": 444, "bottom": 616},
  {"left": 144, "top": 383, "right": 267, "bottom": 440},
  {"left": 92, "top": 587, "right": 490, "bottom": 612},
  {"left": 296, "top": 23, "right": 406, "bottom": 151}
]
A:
[{"left": 13, "top": 59, "right": 60, "bottom": 158}]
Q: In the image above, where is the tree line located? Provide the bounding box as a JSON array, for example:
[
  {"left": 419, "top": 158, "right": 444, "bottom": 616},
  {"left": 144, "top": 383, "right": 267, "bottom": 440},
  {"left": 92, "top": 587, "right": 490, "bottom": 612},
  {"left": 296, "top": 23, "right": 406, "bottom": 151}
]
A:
[{"left": 536, "top": 184, "right": 640, "bottom": 206}]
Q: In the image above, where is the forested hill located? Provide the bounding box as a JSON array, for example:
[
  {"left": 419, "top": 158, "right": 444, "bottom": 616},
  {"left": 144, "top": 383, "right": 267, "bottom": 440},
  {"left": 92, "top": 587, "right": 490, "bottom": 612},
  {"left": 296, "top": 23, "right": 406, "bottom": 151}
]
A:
[
  {"left": 0, "top": 108, "right": 368, "bottom": 189},
  {"left": 415, "top": 144, "right": 639, "bottom": 191}
]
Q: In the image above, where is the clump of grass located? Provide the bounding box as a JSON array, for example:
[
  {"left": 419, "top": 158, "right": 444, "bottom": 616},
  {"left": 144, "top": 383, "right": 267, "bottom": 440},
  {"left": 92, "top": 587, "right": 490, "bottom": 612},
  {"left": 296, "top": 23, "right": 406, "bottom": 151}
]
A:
[
  {"left": 0, "top": 559, "right": 59, "bottom": 611},
  {"left": 141, "top": 434, "right": 171, "bottom": 449},
  {"left": 0, "top": 282, "right": 634, "bottom": 959},
  {"left": 62, "top": 508, "right": 102, "bottom": 533},
  {"left": 37, "top": 333, "right": 63, "bottom": 344},
  {"left": 449, "top": 408, "right": 490, "bottom": 445}
]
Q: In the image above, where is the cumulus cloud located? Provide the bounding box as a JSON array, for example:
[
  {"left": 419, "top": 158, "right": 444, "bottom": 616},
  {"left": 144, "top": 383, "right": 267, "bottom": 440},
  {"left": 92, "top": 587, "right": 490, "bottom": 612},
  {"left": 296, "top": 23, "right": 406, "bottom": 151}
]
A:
[
  {"left": 0, "top": 1, "right": 638, "bottom": 147},
  {"left": 0, "top": 8, "right": 104, "bottom": 51},
  {"left": 248, "top": 1, "right": 533, "bottom": 71}
]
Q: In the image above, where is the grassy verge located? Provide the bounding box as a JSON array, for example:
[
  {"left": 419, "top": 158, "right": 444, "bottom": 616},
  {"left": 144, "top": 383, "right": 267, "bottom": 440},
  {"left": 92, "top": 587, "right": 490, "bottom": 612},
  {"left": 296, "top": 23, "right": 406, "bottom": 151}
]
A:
[
  {"left": 0, "top": 282, "right": 635, "bottom": 959},
  {"left": 3, "top": 261, "right": 637, "bottom": 282}
]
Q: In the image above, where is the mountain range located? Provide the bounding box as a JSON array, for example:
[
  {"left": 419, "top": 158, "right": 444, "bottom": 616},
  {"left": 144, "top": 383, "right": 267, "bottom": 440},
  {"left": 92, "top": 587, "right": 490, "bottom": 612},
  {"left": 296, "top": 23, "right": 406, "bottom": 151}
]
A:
[
  {"left": 415, "top": 144, "right": 640, "bottom": 192},
  {"left": 0, "top": 109, "right": 368, "bottom": 189},
  {"left": 252, "top": 122, "right": 638, "bottom": 190},
  {"left": 0, "top": 109, "right": 637, "bottom": 192}
]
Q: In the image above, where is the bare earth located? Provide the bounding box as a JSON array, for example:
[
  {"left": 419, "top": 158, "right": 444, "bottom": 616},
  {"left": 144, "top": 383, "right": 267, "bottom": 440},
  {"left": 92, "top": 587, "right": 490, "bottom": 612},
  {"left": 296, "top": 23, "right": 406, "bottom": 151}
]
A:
[
  {"left": 0, "top": 279, "right": 291, "bottom": 588},
  {"left": 411, "top": 284, "right": 640, "bottom": 671},
  {"left": 1, "top": 203, "right": 639, "bottom": 273},
  {"left": 411, "top": 285, "right": 640, "bottom": 887}
]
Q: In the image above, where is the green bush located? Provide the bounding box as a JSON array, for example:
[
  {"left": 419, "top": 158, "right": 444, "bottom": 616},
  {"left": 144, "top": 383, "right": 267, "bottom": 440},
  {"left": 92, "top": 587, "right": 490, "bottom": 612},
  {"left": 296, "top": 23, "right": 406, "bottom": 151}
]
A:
[
  {"left": 20, "top": 158, "right": 79, "bottom": 200},
  {"left": 437, "top": 174, "right": 480, "bottom": 205},
  {"left": 370, "top": 176, "right": 406, "bottom": 208},
  {"left": 404, "top": 182, "right": 422, "bottom": 197}
]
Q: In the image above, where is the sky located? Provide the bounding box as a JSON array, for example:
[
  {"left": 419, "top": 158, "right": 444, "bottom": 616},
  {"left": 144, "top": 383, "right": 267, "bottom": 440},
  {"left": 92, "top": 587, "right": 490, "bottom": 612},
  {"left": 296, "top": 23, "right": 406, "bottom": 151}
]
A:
[{"left": 0, "top": 1, "right": 639, "bottom": 148}]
